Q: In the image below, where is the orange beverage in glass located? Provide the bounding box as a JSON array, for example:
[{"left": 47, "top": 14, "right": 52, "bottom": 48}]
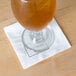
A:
[{"left": 11, "top": 0, "right": 56, "bottom": 31}]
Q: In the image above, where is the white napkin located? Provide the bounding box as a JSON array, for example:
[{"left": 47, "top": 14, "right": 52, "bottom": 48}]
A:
[{"left": 4, "top": 19, "right": 71, "bottom": 69}]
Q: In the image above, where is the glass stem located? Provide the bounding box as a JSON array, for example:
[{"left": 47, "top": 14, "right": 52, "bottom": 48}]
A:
[{"left": 30, "top": 30, "right": 44, "bottom": 44}]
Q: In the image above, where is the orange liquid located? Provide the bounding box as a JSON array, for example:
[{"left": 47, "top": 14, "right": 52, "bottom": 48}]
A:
[{"left": 11, "top": 0, "right": 56, "bottom": 31}]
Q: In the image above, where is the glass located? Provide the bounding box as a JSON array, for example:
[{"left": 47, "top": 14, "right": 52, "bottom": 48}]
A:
[{"left": 11, "top": 0, "right": 56, "bottom": 52}]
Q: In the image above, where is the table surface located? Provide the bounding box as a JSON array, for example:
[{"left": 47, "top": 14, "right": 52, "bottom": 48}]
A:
[{"left": 0, "top": 0, "right": 76, "bottom": 76}]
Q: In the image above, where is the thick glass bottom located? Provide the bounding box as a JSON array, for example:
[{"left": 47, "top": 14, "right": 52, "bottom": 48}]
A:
[{"left": 22, "top": 27, "right": 55, "bottom": 53}]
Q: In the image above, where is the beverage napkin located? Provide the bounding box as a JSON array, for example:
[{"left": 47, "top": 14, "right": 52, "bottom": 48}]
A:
[{"left": 4, "top": 19, "right": 71, "bottom": 69}]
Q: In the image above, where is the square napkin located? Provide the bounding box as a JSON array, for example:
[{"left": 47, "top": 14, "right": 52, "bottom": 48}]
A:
[{"left": 4, "top": 19, "right": 71, "bottom": 69}]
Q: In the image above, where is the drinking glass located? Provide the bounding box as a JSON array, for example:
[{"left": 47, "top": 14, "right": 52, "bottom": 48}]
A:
[{"left": 11, "top": 0, "right": 56, "bottom": 52}]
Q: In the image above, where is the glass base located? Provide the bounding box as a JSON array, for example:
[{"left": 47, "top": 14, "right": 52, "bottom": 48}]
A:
[{"left": 22, "top": 27, "right": 55, "bottom": 53}]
